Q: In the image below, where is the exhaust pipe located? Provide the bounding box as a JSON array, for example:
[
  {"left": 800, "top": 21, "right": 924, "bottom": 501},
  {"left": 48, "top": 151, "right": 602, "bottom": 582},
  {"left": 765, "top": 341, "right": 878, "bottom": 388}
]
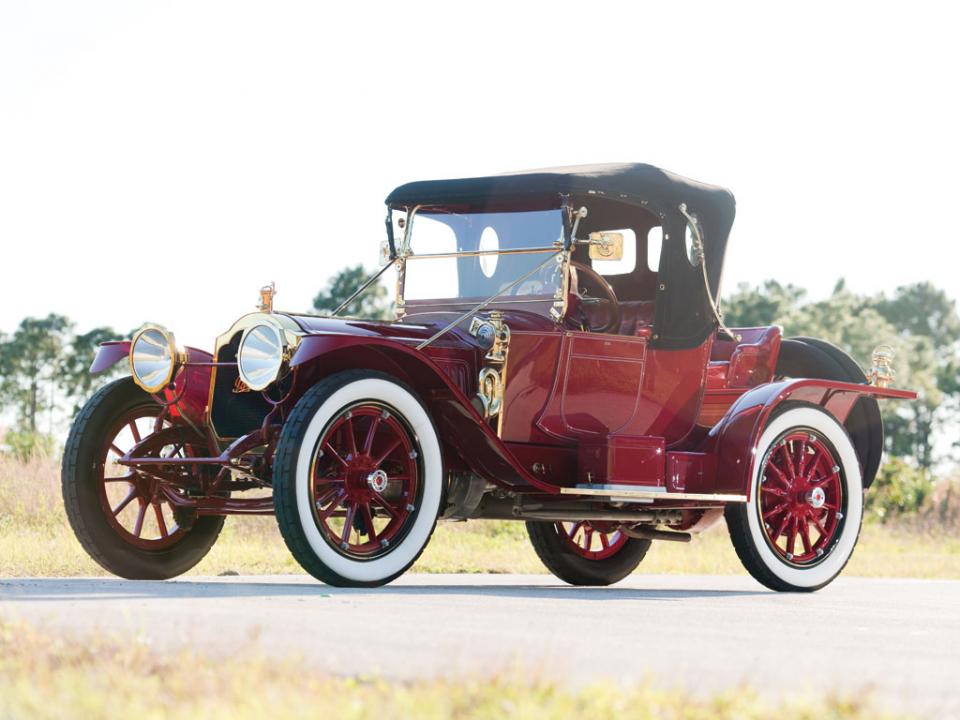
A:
[{"left": 622, "top": 526, "right": 692, "bottom": 543}]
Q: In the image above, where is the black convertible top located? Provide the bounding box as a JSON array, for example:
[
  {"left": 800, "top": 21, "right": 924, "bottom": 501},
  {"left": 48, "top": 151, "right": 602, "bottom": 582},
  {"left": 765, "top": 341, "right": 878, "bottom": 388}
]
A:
[
  {"left": 386, "top": 163, "right": 735, "bottom": 227},
  {"left": 386, "top": 164, "right": 737, "bottom": 350}
]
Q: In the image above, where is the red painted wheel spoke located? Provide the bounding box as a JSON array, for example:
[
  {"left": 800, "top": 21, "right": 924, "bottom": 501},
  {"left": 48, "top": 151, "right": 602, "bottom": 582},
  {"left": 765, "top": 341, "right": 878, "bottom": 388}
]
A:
[
  {"left": 811, "top": 514, "right": 829, "bottom": 539},
  {"left": 324, "top": 442, "right": 349, "bottom": 468},
  {"left": 361, "top": 504, "right": 377, "bottom": 542},
  {"left": 582, "top": 527, "right": 594, "bottom": 551},
  {"left": 109, "top": 443, "right": 125, "bottom": 457},
  {"left": 599, "top": 533, "right": 610, "bottom": 549},
  {"left": 785, "top": 517, "right": 798, "bottom": 556},
  {"left": 778, "top": 443, "right": 797, "bottom": 479},
  {"left": 363, "top": 414, "right": 382, "bottom": 455},
  {"left": 765, "top": 462, "right": 791, "bottom": 488},
  {"left": 112, "top": 488, "right": 138, "bottom": 516},
  {"left": 132, "top": 500, "right": 147, "bottom": 538},
  {"left": 154, "top": 504, "right": 168, "bottom": 538},
  {"left": 344, "top": 417, "right": 358, "bottom": 457},
  {"left": 317, "top": 491, "right": 345, "bottom": 520},
  {"left": 793, "top": 438, "right": 808, "bottom": 476},
  {"left": 761, "top": 485, "right": 787, "bottom": 497},
  {"left": 567, "top": 522, "right": 582, "bottom": 539},
  {"left": 370, "top": 491, "right": 401, "bottom": 519},
  {"left": 341, "top": 504, "right": 357, "bottom": 544},
  {"left": 763, "top": 502, "right": 789, "bottom": 521},
  {"left": 800, "top": 518, "right": 813, "bottom": 555},
  {"left": 129, "top": 421, "right": 141, "bottom": 443},
  {"left": 373, "top": 438, "right": 403, "bottom": 468},
  {"left": 773, "top": 512, "right": 792, "bottom": 542}
]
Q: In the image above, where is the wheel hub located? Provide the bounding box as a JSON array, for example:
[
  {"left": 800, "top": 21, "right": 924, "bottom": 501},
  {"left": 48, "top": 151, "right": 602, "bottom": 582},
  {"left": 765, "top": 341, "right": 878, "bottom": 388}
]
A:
[
  {"left": 806, "top": 486, "right": 826, "bottom": 509},
  {"left": 366, "top": 469, "right": 389, "bottom": 493}
]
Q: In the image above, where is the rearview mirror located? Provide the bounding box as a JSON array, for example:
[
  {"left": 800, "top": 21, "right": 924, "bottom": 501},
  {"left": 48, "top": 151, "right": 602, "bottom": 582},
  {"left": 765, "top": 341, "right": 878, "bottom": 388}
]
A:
[{"left": 587, "top": 231, "right": 624, "bottom": 261}]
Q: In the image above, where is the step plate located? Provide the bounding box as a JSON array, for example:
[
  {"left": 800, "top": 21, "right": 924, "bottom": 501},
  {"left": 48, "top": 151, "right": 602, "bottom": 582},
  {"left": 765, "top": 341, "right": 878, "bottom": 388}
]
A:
[{"left": 560, "top": 484, "right": 747, "bottom": 503}]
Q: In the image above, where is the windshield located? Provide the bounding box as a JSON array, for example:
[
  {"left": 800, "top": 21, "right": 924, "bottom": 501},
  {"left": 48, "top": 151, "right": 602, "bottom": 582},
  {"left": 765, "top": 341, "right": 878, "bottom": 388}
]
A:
[{"left": 402, "top": 208, "right": 564, "bottom": 306}]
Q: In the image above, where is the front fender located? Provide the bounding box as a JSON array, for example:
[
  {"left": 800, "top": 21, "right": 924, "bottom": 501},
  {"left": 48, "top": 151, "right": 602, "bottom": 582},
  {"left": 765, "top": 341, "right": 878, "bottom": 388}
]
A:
[
  {"left": 90, "top": 341, "right": 131, "bottom": 373},
  {"left": 289, "top": 334, "right": 557, "bottom": 493},
  {"left": 707, "top": 379, "right": 916, "bottom": 497}
]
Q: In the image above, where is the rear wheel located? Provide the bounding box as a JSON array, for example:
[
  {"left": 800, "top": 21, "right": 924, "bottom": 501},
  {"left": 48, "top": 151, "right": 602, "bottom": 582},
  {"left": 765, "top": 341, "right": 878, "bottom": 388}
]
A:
[
  {"left": 526, "top": 520, "right": 651, "bottom": 586},
  {"left": 726, "top": 405, "right": 863, "bottom": 592},
  {"left": 61, "top": 378, "right": 225, "bottom": 579},
  {"left": 272, "top": 370, "right": 444, "bottom": 587}
]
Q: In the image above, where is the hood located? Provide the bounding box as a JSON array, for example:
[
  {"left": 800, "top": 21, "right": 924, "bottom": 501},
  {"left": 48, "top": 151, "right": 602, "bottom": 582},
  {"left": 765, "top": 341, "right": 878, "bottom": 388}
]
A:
[{"left": 279, "top": 313, "right": 468, "bottom": 347}]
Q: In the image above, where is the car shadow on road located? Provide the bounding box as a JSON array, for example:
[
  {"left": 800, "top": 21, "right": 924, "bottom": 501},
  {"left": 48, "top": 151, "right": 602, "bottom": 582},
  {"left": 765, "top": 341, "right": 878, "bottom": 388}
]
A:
[{"left": 0, "top": 577, "right": 769, "bottom": 602}]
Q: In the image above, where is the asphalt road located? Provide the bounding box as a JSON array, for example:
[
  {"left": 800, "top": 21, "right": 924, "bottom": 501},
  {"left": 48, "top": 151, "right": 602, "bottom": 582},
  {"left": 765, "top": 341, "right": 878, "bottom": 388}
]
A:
[{"left": 2, "top": 573, "right": 958, "bottom": 715}]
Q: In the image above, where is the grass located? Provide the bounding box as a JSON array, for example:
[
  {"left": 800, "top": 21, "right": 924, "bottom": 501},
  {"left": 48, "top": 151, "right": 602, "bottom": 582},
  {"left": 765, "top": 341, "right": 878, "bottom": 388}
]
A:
[
  {"left": 1, "top": 453, "right": 958, "bottom": 579},
  {"left": 0, "top": 616, "right": 911, "bottom": 720}
]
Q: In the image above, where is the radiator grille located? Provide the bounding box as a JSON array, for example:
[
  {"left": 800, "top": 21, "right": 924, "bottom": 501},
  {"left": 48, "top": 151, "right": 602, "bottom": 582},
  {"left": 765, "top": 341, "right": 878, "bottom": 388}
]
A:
[{"left": 209, "top": 334, "right": 272, "bottom": 439}]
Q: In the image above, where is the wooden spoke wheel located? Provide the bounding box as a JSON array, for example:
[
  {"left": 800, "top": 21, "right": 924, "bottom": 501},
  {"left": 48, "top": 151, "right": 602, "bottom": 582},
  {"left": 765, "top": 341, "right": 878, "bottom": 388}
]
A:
[
  {"left": 62, "top": 378, "right": 225, "bottom": 580},
  {"left": 526, "top": 519, "right": 651, "bottom": 586},
  {"left": 726, "top": 405, "right": 863, "bottom": 592}
]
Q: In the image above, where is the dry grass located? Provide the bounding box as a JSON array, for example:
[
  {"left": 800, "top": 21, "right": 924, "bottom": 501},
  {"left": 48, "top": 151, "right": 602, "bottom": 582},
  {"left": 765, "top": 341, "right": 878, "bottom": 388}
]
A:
[
  {"left": 1, "top": 453, "right": 958, "bottom": 580},
  {"left": 0, "top": 616, "right": 909, "bottom": 720}
]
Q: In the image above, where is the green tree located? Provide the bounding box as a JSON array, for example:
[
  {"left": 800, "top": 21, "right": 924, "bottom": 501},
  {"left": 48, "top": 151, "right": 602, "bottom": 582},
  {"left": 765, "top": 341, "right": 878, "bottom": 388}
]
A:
[
  {"left": 0, "top": 314, "right": 72, "bottom": 433},
  {"left": 723, "top": 280, "right": 806, "bottom": 327},
  {"left": 312, "top": 265, "right": 393, "bottom": 320},
  {"left": 0, "top": 316, "right": 121, "bottom": 436},
  {"left": 873, "top": 283, "right": 960, "bottom": 469}
]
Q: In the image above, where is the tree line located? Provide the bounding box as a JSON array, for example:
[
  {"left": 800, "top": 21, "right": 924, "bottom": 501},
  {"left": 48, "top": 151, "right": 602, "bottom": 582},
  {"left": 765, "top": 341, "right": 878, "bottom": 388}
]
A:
[{"left": 1, "top": 269, "right": 957, "bottom": 476}]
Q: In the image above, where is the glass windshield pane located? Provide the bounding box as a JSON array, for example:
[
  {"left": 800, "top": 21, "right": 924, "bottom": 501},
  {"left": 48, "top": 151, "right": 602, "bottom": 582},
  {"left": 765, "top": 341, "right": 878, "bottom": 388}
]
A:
[{"left": 404, "top": 209, "right": 563, "bottom": 303}]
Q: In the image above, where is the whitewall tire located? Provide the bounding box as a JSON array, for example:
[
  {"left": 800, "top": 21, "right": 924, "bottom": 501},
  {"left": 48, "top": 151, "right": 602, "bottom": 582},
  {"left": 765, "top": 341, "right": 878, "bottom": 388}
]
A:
[
  {"left": 726, "top": 405, "right": 863, "bottom": 592},
  {"left": 273, "top": 370, "right": 443, "bottom": 587}
]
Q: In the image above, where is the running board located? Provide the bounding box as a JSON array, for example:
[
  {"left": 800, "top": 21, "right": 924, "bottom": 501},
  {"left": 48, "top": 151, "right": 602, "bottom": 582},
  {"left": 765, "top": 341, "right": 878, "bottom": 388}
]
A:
[{"left": 559, "top": 485, "right": 747, "bottom": 503}]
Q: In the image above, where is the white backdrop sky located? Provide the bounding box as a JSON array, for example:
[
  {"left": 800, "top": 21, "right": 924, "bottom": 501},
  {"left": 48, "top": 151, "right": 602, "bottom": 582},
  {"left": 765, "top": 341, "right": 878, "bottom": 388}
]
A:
[{"left": 1, "top": 1, "right": 958, "bottom": 351}]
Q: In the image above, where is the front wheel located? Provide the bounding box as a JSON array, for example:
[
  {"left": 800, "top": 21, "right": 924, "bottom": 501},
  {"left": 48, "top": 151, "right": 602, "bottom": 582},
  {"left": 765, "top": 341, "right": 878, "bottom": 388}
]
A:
[
  {"left": 526, "top": 520, "right": 652, "bottom": 586},
  {"left": 61, "top": 378, "right": 225, "bottom": 579},
  {"left": 726, "top": 405, "right": 864, "bottom": 592},
  {"left": 272, "top": 370, "right": 444, "bottom": 587}
]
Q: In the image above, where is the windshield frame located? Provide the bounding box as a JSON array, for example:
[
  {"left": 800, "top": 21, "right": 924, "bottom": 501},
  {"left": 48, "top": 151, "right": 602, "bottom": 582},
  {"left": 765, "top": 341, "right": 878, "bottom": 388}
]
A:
[{"left": 394, "top": 205, "right": 570, "bottom": 318}]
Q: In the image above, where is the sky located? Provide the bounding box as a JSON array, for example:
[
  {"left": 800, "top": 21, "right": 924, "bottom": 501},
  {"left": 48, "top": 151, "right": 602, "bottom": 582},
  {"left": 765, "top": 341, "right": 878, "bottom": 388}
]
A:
[{"left": 1, "top": 1, "right": 958, "bottom": 352}]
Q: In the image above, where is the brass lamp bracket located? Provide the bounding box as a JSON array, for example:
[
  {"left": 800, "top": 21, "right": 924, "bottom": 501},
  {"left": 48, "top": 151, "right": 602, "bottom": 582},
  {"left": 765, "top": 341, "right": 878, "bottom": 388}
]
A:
[
  {"left": 869, "top": 345, "right": 896, "bottom": 388},
  {"left": 258, "top": 282, "right": 276, "bottom": 313}
]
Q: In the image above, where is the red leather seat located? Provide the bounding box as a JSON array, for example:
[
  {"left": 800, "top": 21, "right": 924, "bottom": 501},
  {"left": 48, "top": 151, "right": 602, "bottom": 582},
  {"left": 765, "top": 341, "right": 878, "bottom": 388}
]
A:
[
  {"left": 617, "top": 301, "right": 656, "bottom": 336},
  {"left": 707, "top": 326, "right": 782, "bottom": 389}
]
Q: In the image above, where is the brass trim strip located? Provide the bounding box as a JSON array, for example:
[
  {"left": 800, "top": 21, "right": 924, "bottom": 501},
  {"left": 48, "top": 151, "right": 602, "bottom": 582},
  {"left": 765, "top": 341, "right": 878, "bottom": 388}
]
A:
[
  {"left": 559, "top": 486, "right": 747, "bottom": 503},
  {"left": 404, "top": 247, "right": 560, "bottom": 260}
]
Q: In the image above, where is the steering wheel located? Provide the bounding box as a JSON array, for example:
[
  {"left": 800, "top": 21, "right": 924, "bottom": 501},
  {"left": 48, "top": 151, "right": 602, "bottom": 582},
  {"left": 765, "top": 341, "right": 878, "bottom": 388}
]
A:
[{"left": 570, "top": 261, "right": 621, "bottom": 334}]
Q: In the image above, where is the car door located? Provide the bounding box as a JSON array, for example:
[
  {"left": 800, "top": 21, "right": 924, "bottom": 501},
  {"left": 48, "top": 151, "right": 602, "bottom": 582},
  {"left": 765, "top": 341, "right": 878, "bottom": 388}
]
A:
[{"left": 536, "top": 330, "right": 647, "bottom": 438}]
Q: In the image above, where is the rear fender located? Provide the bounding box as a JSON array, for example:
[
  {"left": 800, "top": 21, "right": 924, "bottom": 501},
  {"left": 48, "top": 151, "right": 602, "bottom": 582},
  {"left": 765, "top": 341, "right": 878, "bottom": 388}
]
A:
[
  {"left": 289, "top": 335, "right": 556, "bottom": 493},
  {"left": 707, "top": 379, "right": 915, "bottom": 497}
]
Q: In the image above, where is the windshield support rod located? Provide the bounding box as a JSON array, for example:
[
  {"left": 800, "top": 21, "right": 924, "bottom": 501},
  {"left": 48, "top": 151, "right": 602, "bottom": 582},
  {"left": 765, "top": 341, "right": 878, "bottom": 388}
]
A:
[
  {"left": 415, "top": 251, "right": 562, "bottom": 351},
  {"left": 329, "top": 259, "right": 396, "bottom": 317}
]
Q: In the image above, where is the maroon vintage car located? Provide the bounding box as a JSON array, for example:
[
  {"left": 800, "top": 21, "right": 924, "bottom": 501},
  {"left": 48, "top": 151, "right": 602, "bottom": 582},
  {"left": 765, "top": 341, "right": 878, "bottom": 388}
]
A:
[{"left": 63, "top": 164, "right": 915, "bottom": 591}]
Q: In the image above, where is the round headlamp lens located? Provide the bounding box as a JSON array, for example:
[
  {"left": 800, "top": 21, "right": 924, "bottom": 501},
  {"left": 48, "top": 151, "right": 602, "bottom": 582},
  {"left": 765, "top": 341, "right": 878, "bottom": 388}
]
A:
[
  {"left": 130, "top": 327, "right": 176, "bottom": 393},
  {"left": 238, "top": 323, "right": 286, "bottom": 391}
]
